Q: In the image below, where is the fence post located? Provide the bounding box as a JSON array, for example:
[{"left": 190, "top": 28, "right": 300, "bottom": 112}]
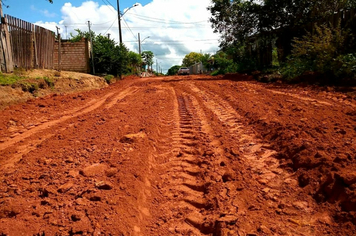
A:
[
  {"left": 0, "top": 2, "right": 14, "bottom": 73},
  {"left": 56, "top": 26, "right": 61, "bottom": 71}
]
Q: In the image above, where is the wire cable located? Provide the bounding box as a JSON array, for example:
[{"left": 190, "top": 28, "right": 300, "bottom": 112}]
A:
[
  {"left": 126, "top": 12, "right": 208, "bottom": 24},
  {"left": 122, "top": 18, "right": 137, "bottom": 40},
  {"left": 103, "top": 19, "right": 117, "bottom": 35}
]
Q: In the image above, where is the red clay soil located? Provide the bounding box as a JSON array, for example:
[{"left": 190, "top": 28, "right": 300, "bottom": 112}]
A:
[{"left": 0, "top": 74, "right": 355, "bottom": 235}]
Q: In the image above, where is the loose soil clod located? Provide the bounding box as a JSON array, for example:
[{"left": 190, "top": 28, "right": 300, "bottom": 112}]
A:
[{"left": 0, "top": 73, "right": 355, "bottom": 235}]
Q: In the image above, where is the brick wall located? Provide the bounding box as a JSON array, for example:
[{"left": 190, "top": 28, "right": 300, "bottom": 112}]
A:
[{"left": 54, "top": 38, "right": 90, "bottom": 73}]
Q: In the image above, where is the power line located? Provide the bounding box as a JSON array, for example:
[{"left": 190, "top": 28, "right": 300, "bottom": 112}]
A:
[
  {"left": 101, "top": 0, "right": 115, "bottom": 11},
  {"left": 103, "top": 19, "right": 117, "bottom": 35},
  {"left": 122, "top": 17, "right": 137, "bottom": 40},
  {"left": 126, "top": 12, "right": 208, "bottom": 24}
]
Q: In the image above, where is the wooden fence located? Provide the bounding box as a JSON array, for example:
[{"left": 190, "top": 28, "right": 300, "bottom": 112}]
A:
[{"left": 0, "top": 15, "right": 55, "bottom": 71}]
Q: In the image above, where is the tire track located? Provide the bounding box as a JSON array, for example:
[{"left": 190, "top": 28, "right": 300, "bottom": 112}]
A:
[
  {"left": 0, "top": 87, "right": 139, "bottom": 169},
  {"left": 153, "top": 85, "right": 234, "bottom": 235},
  {"left": 188, "top": 83, "right": 320, "bottom": 235}
]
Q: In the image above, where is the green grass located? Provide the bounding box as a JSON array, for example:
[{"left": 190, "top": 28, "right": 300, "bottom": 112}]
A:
[{"left": 0, "top": 73, "right": 26, "bottom": 85}]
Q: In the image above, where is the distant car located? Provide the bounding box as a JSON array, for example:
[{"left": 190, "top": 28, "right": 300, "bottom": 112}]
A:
[{"left": 178, "top": 67, "right": 190, "bottom": 75}]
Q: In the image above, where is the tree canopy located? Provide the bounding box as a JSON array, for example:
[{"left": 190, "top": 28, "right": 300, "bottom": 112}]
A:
[
  {"left": 141, "top": 51, "right": 154, "bottom": 70},
  {"left": 182, "top": 52, "right": 203, "bottom": 67},
  {"left": 209, "top": 0, "right": 356, "bottom": 47},
  {"left": 167, "top": 65, "right": 181, "bottom": 75},
  {"left": 70, "top": 29, "right": 130, "bottom": 76}
]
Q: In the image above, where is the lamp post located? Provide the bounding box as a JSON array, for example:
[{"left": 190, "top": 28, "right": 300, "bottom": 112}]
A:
[
  {"left": 117, "top": 2, "right": 138, "bottom": 44},
  {"left": 138, "top": 33, "right": 150, "bottom": 55}
]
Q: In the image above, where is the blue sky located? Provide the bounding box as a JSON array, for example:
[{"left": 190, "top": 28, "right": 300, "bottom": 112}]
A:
[
  {"left": 3, "top": 0, "right": 151, "bottom": 24},
  {"left": 3, "top": 0, "right": 220, "bottom": 73}
]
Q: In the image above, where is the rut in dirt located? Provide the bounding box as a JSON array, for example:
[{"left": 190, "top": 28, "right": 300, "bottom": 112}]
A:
[{"left": 0, "top": 75, "right": 355, "bottom": 236}]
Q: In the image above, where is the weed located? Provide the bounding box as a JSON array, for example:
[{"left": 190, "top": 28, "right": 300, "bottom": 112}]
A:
[
  {"left": 43, "top": 77, "right": 54, "bottom": 88},
  {"left": 104, "top": 74, "right": 115, "bottom": 84},
  {"left": 17, "top": 81, "right": 39, "bottom": 93},
  {"left": 0, "top": 73, "right": 24, "bottom": 85}
]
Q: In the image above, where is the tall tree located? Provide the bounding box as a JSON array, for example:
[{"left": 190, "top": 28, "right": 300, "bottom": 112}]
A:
[
  {"left": 209, "top": 0, "right": 356, "bottom": 47},
  {"left": 141, "top": 51, "right": 154, "bottom": 71},
  {"left": 127, "top": 51, "right": 143, "bottom": 74},
  {"left": 182, "top": 52, "right": 203, "bottom": 67}
]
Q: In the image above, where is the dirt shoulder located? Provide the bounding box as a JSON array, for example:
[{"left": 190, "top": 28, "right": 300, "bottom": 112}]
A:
[{"left": 0, "top": 69, "right": 108, "bottom": 110}]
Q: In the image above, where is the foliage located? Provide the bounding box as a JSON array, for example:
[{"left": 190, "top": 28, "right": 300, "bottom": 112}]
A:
[
  {"left": 209, "top": 0, "right": 356, "bottom": 47},
  {"left": 0, "top": 73, "right": 24, "bottom": 85},
  {"left": 104, "top": 75, "right": 115, "bottom": 84},
  {"left": 92, "top": 35, "right": 120, "bottom": 75},
  {"left": 218, "top": 43, "right": 257, "bottom": 73},
  {"left": 17, "top": 81, "right": 39, "bottom": 94},
  {"left": 70, "top": 29, "right": 94, "bottom": 43},
  {"left": 42, "top": 77, "right": 54, "bottom": 88},
  {"left": 211, "top": 51, "right": 238, "bottom": 75},
  {"left": 127, "top": 51, "right": 143, "bottom": 74},
  {"left": 141, "top": 51, "right": 154, "bottom": 70},
  {"left": 200, "top": 53, "right": 213, "bottom": 72},
  {"left": 167, "top": 65, "right": 181, "bottom": 75},
  {"left": 272, "top": 47, "right": 280, "bottom": 67},
  {"left": 281, "top": 23, "right": 346, "bottom": 81},
  {"left": 182, "top": 52, "right": 203, "bottom": 67},
  {"left": 332, "top": 53, "right": 356, "bottom": 82},
  {"left": 70, "top": 29, "right": 131, "bottom": 76}
]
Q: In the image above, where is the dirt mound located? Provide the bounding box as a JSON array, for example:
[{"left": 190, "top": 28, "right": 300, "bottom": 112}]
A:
[{"left": 0, "top": 69, "right": 108, "bottom": 110}]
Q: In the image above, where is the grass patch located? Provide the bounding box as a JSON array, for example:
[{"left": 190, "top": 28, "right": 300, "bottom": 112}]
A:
[
  {"left": 104, "top": 74, "right": 115, "bottom": 84},
  {"left": 0, "top": 73, "right": 26, "bottom": 85}
]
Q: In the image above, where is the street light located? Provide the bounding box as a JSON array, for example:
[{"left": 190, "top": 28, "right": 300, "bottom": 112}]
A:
[
  {"left": 117, "top": 2, "right": 138, "bottom": 44},
  {"left": 138, "top": 33, "right": 149, "bottom": 55}
]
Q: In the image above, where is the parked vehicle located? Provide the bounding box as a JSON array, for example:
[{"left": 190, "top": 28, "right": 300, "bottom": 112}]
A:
[{"left": 177, "top": 67, "right": 190, "bottom": 75}]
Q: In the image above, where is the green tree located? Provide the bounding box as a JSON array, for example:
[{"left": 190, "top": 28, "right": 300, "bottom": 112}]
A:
[
  {"left": 92, "top": 35, "right": 121, "bottom": 75},
  {"left": 70, "top": 29, "right": 129, "bottom": 76},
  {"left": 209, "top": 0, "right": 356, "bottom": 47},
  {"left": 211, "top": 51, "right": 238, "bottom": 75},
  {"left": 167, "top": 65, "right": 181, "bottom": 75},
  {"left": 182, "top": 52, "right": 203, "bottom": 67},
  {"left": 127, "top": 51, "right": 143, "bottom": 74},
  {"left": 200, "top": 53, "right": 212, "bottom": 71},
  {"left": 141, "top": 51, "right": 154, "bottom": 71}
]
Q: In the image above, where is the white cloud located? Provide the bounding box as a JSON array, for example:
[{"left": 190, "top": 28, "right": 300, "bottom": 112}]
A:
[{"left": 35, "top": 0, "right": 220, "bottom": 73}]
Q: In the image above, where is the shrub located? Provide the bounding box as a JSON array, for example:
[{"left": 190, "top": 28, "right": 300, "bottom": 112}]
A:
[
  {"left": 332, "top": 53, "right": 356, "bottom": 84},
  {"left": 281, "top": 22, "right": 352, "bottom": 84},
  {"left": 43, "top": 77, "right": 54, "bottom": 88},
  {"left": 104, "top": 74, "right": 115, "bottom": 84}
]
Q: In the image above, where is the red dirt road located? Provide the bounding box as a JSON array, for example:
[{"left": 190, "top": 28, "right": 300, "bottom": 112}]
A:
[{"left": 0, "top": 74, "right": 355, "bottom": 235}]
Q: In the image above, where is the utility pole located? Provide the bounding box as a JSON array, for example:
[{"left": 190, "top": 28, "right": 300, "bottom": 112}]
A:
[
  {"left": 117, "top": 0, "right": 122, "bottom": 44},
  {"left": 138, "top": 33, "right": 141, "bottom": 55},
  {"left": 56, "top": 26, "right": 61, "bottom": 71},
  {"left": 156, "top": 59, "right": 158, "bottom": 73},
  {"left": 107, "top": 33, "right": 110, "bottom": 39},
  {"left": 88, "top": 21, "right": 95, "bottom": 74}
]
